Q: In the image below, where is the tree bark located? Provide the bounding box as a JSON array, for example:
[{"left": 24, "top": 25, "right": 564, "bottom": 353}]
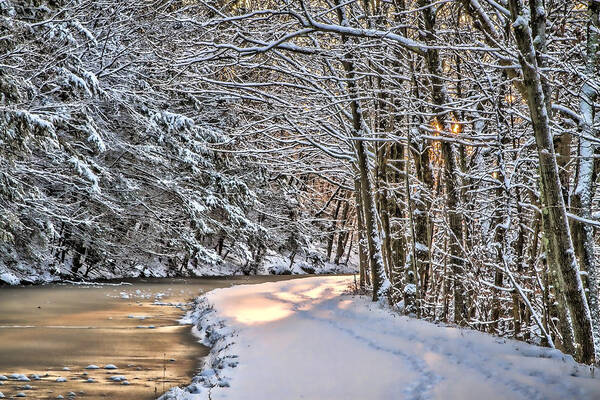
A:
[
  {"left": 571, "top": 0, "right": 600, "bottom": 359},
  {"left": 335, "top": 0, "right": 387, "bottom": 301},
  {"left": 508, "top": 0, "right": 595, "bottom": 363},
  {"left": 334, "top": 197, "right": 350, "bottom": 264},
  {"left": 418, "top": 0, "right": 466, "bottom": 325},
  {"left": 354, "top": 177, "right": 370, "bottom": 288}
]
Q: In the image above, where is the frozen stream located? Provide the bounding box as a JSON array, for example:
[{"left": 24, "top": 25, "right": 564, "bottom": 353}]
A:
[{"left": 0, "top": 276, "right": 304, "bottom": 400}]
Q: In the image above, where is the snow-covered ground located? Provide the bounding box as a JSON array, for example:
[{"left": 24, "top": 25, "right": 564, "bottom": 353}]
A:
[{"left": 163, "top": 276, "right": 600, "bottom": 400}]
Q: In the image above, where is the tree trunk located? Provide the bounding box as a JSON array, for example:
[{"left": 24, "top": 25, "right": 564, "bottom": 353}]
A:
[
  {"left": 326, "top": 199, "right": 342, "bottom": 261},
  {"left": 354, "top": 177, "right": 370, "bottom": 288},
  {"left": 508, "top": 0, "right": 595, "bottom": 363},
  {"left": 336, "top": 0, "right": 387, "bottom": 301},
  {"left": 334, "top": 197, "right": 350, "bottom": 264},
  {"left": 571, "top": 0, "right": 600, "bottom": 359},
  {"left": 418, "top": 0, "right": 466, "bottom": 325}
]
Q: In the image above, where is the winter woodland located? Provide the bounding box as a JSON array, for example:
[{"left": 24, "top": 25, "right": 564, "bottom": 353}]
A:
[{"left": 2, "top": 0, "right": 600, "bottom": 365}]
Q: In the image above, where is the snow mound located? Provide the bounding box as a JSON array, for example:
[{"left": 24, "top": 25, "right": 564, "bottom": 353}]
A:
[
  {"left": 9, "top": 374, "right": 30, "bottom": 382},
  {"left": 0, "top": 272, "right": 20, "bottom": 285}
]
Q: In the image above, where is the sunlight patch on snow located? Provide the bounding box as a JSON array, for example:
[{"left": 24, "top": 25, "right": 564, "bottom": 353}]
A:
[
  {"left": 220, "top": 295, "right": 294, "bottom": 325},
  {"left": 272, "top": 291, "right": 305, "bottom": 303}
]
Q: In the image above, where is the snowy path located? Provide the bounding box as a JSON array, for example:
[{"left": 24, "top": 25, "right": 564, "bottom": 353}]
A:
[{"left": 166, "top": 276, "right": 600, "bottom": 400}]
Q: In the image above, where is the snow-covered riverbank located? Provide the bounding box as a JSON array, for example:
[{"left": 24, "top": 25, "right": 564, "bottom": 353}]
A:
[
  {"left": 0, "top": 252, "right": 355, "bottom": 286},
  {"left": 163, "top": 276, "right": 600, "bottom": 400}
]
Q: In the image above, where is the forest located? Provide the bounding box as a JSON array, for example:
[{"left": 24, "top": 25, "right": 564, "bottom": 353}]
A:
[{"left": 2, "top": 0, "right": 600, "bottom": 368}]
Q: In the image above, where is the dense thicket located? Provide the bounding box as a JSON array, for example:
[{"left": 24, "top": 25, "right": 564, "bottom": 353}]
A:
[{"left": 0, "top": 0, "right": 352, "bottom": 283}]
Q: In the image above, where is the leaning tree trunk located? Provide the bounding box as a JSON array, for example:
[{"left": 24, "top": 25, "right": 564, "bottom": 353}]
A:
[{"left": 508, "top": 0, "right": 595, "bottom": 364}]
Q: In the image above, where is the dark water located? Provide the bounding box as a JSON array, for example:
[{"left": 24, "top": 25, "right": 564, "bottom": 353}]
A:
[{"left": 0, "top": 275, "right": 304, "bottom": 399}]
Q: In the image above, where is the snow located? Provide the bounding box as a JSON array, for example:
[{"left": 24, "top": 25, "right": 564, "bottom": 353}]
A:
[
  {"left": 69, "top": 156, "right": 99, "bottom": 193},
  {"left": 260, "top": 249, "right": 356, "bottom": 275},
  {"left": 512, "top": 15, "right": 528, "bottom": 30},
  {"left": 163, "top": 276, "right": 600, "bottom": 400},
  {"left": 9, "top": 375, "right": 29, "bottom": 382},
  {"left": 414, "top": 242, "right": 429, "bottom": 253},
  {"left": 0, "top": 249, "right": 353, "bottom": 286},
  {"left": 403, "top": 283, "right": 417, "bottom": 295},
  {"left": 0, "top": 272, "right": 20, "bottom": 285}
]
